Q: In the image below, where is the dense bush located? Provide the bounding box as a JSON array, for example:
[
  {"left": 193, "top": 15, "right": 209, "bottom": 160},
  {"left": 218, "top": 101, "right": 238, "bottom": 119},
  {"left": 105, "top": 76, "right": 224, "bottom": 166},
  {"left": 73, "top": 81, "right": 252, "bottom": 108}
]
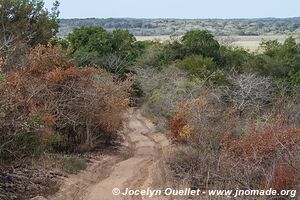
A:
[
  {"left": 136, "top": 66, "right": 203, "bottom": 128},
  {"left": 169, "top": 95, "right": 236, "bottom": 146},
  {"left": 166, "top": 95, "right": 237, "bottom": 190},
  {"left": 68, "top": 27, "right": 141, "bottom": 75},
  {"left": 0, "top": 45, "right": 131, "bottom": 163},
  {"left": 220, "top": 46, "right": 254, "bottom": 72},
  {"left": 0, "top": 0, "right": 59, "bottom": 72},
  {"left": 166, "top": 94, "right": 300, "bottom": 196},
  {"left": 253, "top": 37, "right": 300, "bottom": 78},
  {"left": 175, "top": 55, "right": 216, "bottom": 78},
  {"left": 164, "top": 65, "right": 299, "bottom": 198},
  {"left": 222, "top": 123, "right": 300, "bottom": 191}
]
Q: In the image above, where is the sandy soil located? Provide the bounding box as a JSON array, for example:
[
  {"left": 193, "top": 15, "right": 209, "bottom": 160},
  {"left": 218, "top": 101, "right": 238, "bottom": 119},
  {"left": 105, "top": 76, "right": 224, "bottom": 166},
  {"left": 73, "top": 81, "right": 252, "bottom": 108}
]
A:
[{"left": 47, "top": 108, "right": 170, "bottom": 200}]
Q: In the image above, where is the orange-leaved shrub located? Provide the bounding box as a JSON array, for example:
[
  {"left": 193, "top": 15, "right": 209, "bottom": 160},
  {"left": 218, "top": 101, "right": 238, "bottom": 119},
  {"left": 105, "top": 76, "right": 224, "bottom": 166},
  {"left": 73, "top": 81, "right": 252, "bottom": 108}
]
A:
[
  {"left": 222, "top": 122, "right": 300, "bottom": 191},
  {"left": 0, "top": 45, "right": 132, "bottom": 162},
  {"left": 168, "top": 113, "right": 191, "bottom": 143},
  {"left": 168, "top": 96, "right": 236, "bottom": 147},
  {"left": 166, "top": 93, "right": 300, "bottom": 196},
  {"left": 270, "top": 164, "right": 298, "bottom": 191},
  {"left": 168, "top": 98, "right": 206, "bottom": 143}
]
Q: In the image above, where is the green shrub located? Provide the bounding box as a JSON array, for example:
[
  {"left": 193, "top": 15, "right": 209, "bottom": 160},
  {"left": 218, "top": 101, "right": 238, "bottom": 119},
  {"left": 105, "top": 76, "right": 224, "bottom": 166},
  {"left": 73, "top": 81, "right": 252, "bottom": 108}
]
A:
[
  {"left": 0, "top": 132, "right": 42, "bottom": 163},
  {"left": 0, "top": 73, "right": 5, "bottom": 83},
  {"left": 254, "top": 37, "right": 300, "bottom": 78},
  {"left": 290, "top": 71, "right": 300, "bottom": 85},
  {"left": 135, "top": 42, "right": 179, "bottom": 68},
  {"left": 68, "top": 26, "right": 112, "bottom": 54},
  {"left": 175, "top": 55, "right": 216, "bottom": 78},
  {"left": 220, "top": 46, "right": 254, "bottom": 72}
]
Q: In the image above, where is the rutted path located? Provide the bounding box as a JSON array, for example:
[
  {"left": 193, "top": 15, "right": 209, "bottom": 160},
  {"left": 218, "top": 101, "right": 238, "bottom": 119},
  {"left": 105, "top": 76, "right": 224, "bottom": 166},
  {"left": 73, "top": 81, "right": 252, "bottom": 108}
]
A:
[{"left": 49, "top": 108, "right": 169, "bottom": 200}]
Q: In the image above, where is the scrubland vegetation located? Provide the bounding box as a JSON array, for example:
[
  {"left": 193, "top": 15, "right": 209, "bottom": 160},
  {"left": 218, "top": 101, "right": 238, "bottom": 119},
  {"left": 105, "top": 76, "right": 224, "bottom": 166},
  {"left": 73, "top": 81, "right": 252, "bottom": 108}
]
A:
[
  {"left": 0, "top": 1, "right": 131, "bottom": 199},
  {"left": 135, "top": 31, "right": 300, "bottom": 199},
  {"left": 0, "top": 0, "right": 300, "bottom": 199}
]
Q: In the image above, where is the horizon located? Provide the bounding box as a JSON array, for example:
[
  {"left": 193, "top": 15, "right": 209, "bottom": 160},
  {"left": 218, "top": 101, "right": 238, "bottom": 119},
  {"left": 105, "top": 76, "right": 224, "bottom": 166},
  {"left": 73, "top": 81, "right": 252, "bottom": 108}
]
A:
[
  {"left": 44, "top": 0, "right": 300, "bottom": 19},
  {"left": 58, "top": 17, "right": 300, "bottom": 20}
]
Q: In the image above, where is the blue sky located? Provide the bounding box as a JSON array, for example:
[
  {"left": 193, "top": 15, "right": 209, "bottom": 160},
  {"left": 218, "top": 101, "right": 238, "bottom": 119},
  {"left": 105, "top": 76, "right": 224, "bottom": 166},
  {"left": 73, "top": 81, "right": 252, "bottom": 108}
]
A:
[{"left": 44, "top": 0, "right": 300, "bottom": 19}]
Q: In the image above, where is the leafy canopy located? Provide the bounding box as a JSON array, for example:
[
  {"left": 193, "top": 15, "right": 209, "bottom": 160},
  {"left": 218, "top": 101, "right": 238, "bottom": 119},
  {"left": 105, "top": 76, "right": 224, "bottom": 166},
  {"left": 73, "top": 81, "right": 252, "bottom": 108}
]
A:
[
  {"left": 255, "top": 37, "right": 300, "bottom": 78},
  {"left": 181, "top": 30, "right": 221, "bottom": 62},
  {"left": 0, "top": 0, "right": 59, "bottom": 47},
  {"left": 68, "top": 27, "right": 139, "bottom": 67}
]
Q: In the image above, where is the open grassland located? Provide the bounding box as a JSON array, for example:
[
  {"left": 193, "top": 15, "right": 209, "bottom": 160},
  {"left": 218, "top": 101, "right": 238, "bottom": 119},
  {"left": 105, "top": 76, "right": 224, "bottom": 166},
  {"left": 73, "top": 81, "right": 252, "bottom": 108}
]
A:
[{"left": 136, "top": 34, "right": 300, "bottom": 52}]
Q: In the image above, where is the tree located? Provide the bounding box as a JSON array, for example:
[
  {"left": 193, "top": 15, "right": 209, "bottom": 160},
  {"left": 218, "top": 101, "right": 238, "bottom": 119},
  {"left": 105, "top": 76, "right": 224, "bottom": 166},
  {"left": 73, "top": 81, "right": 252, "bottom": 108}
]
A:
[
  {"left": 0, "top": 0, "right": 59, "bottom": 72},
  {"left": 68, "top": 26, "right": 112, "bottom": 55},
  {"left": 255, "top": 37, "right": 300, "bottom": 78},
  {"left": 222, "top": 73, "right": 273, "bottom": 114},
  {"left": 111, "top": 29, "right": 137, "bottom": 60},
  {"left": 68, "top": 27, "right": 139, "bottom": 74},
  {"left": 181, "top": 30, "right": 221, "bottom": 62}
]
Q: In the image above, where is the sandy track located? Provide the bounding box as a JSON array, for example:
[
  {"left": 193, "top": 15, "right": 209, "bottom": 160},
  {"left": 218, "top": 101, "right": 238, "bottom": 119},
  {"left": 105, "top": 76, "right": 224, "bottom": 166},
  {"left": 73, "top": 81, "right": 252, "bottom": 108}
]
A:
[{"left": 48, "top": 108, "right": 169, "bottom": 200}]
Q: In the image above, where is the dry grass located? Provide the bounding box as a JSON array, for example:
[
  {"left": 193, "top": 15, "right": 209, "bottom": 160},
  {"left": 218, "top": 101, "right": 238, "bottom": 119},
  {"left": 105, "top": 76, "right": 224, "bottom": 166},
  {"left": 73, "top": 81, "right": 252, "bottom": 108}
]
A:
[{"left": 136, "top": 34, "right": 300, "bottom": 52}]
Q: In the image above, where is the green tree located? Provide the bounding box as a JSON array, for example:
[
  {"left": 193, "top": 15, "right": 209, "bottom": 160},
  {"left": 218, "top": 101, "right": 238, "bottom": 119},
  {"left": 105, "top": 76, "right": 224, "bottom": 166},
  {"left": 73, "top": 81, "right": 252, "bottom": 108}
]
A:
[
  {"left": 255, "top": 37, "right": 300, "bottom": 78},
  {"left": 181, "top": 30, "right": 221, "bottom": 62},
  {"left": 111, "top": 29, "right": 137, "bottom": 60},
  {"left": 68, "top": 27, "right": 140, "bottom": 74},
  {"left": 0, "top": 0, "right": 59, "bottom": 47},
  {"left": 68, "top": 26, "right": 112, "bottom": 55},
  {"left": 0, "top": 0, "right": 59, "bottom": 71}
]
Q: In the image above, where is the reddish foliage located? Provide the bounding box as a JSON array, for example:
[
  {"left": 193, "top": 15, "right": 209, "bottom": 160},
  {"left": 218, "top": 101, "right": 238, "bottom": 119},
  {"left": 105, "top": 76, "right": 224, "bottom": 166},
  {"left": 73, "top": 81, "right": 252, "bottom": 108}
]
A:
[
  {"left": 42, "top": 115, "right": 56, "bottom": 125},
  {"left": 270, "top": 164, "right": 298, "bottom": 190},
  {"left": 168, "top": 114, "right": 187, "bottom": 142},
  {"left": 0, "top": 44, "right": 132, "bottom": 157},
  {"left": 222, "top": 124, "right": 300, "bottom": 161},
  {"left": 222, "top": 123, "right": 300, "bottom": 190},
  {"left": 23, "top": 44, "right": 72, "bottom": 75}
]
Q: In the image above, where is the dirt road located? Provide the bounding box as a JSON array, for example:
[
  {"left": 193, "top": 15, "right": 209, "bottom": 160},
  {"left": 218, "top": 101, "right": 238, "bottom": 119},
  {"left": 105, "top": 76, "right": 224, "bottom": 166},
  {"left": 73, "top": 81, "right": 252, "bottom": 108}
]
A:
[{"left": 49, "top": 108, "right": 169, "bottom": 200}]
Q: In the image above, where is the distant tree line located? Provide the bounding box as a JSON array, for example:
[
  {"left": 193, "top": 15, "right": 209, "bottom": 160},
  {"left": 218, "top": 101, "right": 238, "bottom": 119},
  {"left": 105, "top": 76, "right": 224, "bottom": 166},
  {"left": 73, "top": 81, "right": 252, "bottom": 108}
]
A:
[{"left": 58, "top": 17, "right": 300, "bottom": 37}]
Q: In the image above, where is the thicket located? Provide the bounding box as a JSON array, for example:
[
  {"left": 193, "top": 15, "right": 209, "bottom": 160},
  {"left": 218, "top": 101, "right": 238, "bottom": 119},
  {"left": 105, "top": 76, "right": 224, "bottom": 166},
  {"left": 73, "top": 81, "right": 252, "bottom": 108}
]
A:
[
  {"left": 1, "top": 1, "right": 300, "bottom": 196},
  {"left": 67, "top": 26, "right": 148, "bottom": 76},
  {"left": 0, "top": 44, "right": 131, "bottom": 163},
  {"left": 64, "top": 28, "right": 300, "bottom": 195},
  {"left": 0, "top": 1, "right": 129, "bottom": 165},
  {"left": 0, "top": 7, "right": 133, "bottom": 200},
  {"left": 135, "top": 30, "right": 300, "bottom": 198}
]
